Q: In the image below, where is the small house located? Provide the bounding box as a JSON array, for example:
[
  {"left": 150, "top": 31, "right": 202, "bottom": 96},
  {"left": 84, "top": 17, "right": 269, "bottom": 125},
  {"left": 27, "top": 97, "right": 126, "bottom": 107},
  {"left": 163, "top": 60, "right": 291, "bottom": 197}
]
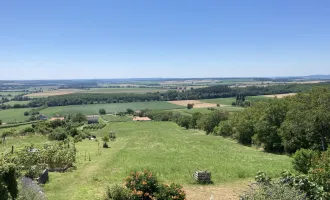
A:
[
  {"left": 87, "top": 115, "right": 99, "bottom": 124},
  {"left": 38, "top": 115, "right": 48, "bottom": 120}
]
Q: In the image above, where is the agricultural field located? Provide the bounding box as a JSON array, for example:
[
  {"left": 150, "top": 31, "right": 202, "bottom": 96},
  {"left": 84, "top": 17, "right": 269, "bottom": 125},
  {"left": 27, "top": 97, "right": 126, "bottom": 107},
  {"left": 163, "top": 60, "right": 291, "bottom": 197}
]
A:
[
  {"left": 0, "top": 108, "right": 31, "bottom": 123},
  {"left": 40, "top": 101, "right": 184, "bottom": 117},
  {"left": 264, "top": 93, "right": 297, "bottom": 98},
  {"left": 168, "top": 106, "right": 244, "bottom": 116},
  {"left": 168, "top": 100, "right": 219, "bottom": 108},
  {"left": 25, "top": 87, "right": 169, "bottom": 97},
  {"left": 4, "top": 100, "right": 31, "bottom": 106},
  {"left": 100, "top": 114, "right": 132, "bottom": 122}
]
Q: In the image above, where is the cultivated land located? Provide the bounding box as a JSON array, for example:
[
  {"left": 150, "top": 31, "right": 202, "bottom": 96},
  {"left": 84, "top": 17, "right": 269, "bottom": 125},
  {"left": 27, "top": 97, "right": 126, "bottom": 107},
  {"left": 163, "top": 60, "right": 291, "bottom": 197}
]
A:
[
  {"left": 168, "top": 100, "right": 220, "bottom": 108},
  {"left": 40, "top": 101, "right": 184, "bottom": 116},
  {"left": 201, "top": 96, "right": 270, "bottom": 106},
  {"left": 25, "top": 88, "right": 168, "bottom": 97},
  {"left": 264, "top": 93, "right": 297, "bottom": 98},
  {"left": 0, "top": 122, "right": 291, "bottom": 200}
]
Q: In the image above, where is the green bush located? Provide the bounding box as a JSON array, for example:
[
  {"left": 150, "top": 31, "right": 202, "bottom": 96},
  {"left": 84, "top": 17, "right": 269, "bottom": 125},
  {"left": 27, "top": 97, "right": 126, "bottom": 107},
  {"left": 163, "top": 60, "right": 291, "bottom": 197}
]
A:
[
  {"left": 106, "top": 185, "right": 132, "bottom": 200},
  {"left": 240, "top": 182, "right": 306, "bottom": 200},
  {"left": 154, "top": 183, "right": 186, "bottom": 200},
  {"left": 292, "top": 149, "right": 318, "bottom": 174},
  {"left": 0, "top": 162, "right": 18, "bottom": 200},
  {"left": 48, "top": 131, "right": 68, "bottom": 141}
]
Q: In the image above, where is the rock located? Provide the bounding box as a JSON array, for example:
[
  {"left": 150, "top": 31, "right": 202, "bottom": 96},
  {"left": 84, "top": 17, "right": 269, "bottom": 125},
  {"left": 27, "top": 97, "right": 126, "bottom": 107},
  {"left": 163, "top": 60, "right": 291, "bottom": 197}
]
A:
[{"left": 38, "top": 169, "right": 49, "bottom": 184}]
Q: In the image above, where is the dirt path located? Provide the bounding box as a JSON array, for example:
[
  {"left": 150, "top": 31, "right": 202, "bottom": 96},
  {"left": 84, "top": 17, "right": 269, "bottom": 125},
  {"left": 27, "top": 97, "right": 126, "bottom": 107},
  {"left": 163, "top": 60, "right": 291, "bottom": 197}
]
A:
[{"left": 184, "top": 181, "right": 249, "bottom": 200}]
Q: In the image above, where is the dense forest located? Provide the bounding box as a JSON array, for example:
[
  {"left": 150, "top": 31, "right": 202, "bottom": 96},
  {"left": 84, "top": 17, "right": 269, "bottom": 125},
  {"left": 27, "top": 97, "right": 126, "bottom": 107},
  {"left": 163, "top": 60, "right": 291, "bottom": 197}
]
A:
[{"left": 26, "top": 82, "right": 330, "bottom": 107}]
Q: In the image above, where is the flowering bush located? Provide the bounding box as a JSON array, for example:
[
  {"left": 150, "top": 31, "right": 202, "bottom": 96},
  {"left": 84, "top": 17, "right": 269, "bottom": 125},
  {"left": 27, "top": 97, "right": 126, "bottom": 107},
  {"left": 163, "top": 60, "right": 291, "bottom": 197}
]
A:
[
  {"left": 124, "top": 170, "right": 158, "bottom": 199},
  {"left": 120, "top": 170, "right": 186, "bottom": 200}
]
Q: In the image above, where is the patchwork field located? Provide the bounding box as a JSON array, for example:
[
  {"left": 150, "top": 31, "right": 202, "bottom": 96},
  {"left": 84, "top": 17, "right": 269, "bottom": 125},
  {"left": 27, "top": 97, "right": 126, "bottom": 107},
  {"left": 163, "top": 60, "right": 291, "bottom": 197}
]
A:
[
  {"left": 264, "top": 93, "right": 297, "bottom": 98},
  {"left": 40, "top": 101, "right": 184, "bottom": 117},
  {"left": 201, "top": 96, "right": 270, "bottom": 105},
  {"left": 1, "top": 122, "right": 292, "bottom": 200},
  {"left": 25, "top": 88, "right": 168, "bottom": 97},
  {"left": 168, "top": 100, "right": 220, "bottom": 108}
]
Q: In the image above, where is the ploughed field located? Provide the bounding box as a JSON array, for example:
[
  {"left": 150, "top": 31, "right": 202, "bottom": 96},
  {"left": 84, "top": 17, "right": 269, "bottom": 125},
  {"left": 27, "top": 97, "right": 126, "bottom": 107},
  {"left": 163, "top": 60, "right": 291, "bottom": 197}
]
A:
[{"left": 1, "top": 122, "right": 292, "bottom": 200}]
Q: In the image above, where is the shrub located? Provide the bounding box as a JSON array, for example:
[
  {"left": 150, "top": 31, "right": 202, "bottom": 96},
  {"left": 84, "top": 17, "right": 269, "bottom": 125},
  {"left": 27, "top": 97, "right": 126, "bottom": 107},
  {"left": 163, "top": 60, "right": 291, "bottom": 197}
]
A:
[
  {"left": 106, "top": 185, "right": 132, "bottom": 200},
  {"left": 48, "top": 131, "right": 68, "bottom": 141},
  {"left": 240, "top": 182, "right": 306, "bottom": 200},
  {"left": 0, "top": 162, "right": 18, "bottom": 200},
  {"left": 154, "top": 183, "right": 186, "bottom": 200},
  {"left": 99, "top": 109, "right": 106, "bottom": 115},
  {"left": 187, "top": 103, "right": 194, "bottom": 109},
  {"left": 124, "top": 170, "right": 159, "bottom": 199},
  {"left": 292, "top": 149, "right": 318, "bottom": 174}
]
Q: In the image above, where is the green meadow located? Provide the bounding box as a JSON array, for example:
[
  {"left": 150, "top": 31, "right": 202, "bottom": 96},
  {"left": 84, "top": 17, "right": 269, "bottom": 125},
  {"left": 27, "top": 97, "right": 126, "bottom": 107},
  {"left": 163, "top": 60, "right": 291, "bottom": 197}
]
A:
[{"left": 1, "top": 122, "right": 291, "bottom": 200}]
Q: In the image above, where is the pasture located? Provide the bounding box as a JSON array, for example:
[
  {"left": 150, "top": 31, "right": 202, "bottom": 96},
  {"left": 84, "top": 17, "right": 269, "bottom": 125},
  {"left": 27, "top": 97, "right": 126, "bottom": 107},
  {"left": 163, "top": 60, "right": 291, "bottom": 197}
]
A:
[
  {"left": 0, "top": 108, "right": 30, "bottom": 123},
  {"left": 0, "top": 121, "right": 292, "bottom": 200},
  {"left": 40, "top": 101, "right": 184, "bottom": 116},
  {"left": 201, "top": 96, "right": 270, "bottom": 105},
  {"left": 42, "top": 122, "right": 291, "bottom": 200}
]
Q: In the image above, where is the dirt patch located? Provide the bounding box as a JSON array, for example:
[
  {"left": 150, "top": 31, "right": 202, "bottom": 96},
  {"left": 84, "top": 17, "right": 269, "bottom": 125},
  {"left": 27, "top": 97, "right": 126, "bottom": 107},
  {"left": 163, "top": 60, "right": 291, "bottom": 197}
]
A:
[
  {"left": 25, "top": 89, "right": 83, "bottom": 97},
  {"left": 168, "top": 100, "right": 219, "bottom": 108},
  {"left": 264, "top": 93, "right": 296, "bottom": 98},
  {"left": 184, "top": 181, "right": 248, "bottom": 200}
]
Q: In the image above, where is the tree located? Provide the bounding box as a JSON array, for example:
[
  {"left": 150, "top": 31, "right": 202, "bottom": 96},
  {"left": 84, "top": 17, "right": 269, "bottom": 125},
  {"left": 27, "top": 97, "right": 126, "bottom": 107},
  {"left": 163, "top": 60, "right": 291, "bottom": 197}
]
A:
[
  {"left": 102, "top": 136, "right": 110, "bottom": 148},
  {"left": 0, "top": 162, "right": 18, "bottom": 200},
  {"left": 72, "top": 113, "right": 87, "bottom": 123},
  {"left": 99, "top": 109, "right": 106, "bottom": 115},
  {"left": 0, "top": 120, "right": 2, "bottom": 125},
  {"left": 126, "top": 108, "right": 134, "bottom": 115},
  {"left": 197, "top": 110, "right": 229, "bottom": 134},
  {"left": 23, "top": 111, "right": 29, "bottom": 116},
  {"left": 177, "top": 116, "right": 191, "bottom": 129},
  {"left": 187, "top": 103, "right": 194, "bottom": 109}
]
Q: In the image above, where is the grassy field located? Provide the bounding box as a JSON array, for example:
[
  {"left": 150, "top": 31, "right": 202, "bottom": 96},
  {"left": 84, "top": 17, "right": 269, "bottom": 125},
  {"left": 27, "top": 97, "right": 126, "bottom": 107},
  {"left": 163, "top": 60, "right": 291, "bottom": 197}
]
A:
[
  {"left": 0, "top": 121, "right": 292, "bottom": 199},
  {"left": 0, "top": 108, "right": 31, "bottom": 123},
  {"left": 4, "top": 100, "right": 31, "bottom": 106},
  {"left": 41, "top": 122, "right": 292, "bottom": 200},
  {"left": 202, "top": 96, "right": 270, "bottom": 105},
  {"left": 0, "top": 91, "right": 27, "bottom": 96},
  {"left": 40, "top": 101, "right": 184, "bottom": 116},
  {"left": 169, "top": 106, "right": 244, "bottom": 116}
]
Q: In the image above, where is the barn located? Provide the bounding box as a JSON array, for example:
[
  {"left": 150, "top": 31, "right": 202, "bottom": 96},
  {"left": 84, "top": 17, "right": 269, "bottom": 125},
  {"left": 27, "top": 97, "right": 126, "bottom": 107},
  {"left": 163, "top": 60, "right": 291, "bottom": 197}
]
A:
[{"left": 87, "top": 115, "right": 99, "bottom": 124}]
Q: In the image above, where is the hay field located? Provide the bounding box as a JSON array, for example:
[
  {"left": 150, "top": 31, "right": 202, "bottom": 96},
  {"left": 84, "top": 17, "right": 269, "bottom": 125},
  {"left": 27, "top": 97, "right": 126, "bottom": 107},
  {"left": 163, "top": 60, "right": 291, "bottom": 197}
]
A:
[
  {"left": 168, "top": 100, "right": 223, "bottom": 108},
  {"left": 264, "top": 93, "right": 296, "bottom": 98}
]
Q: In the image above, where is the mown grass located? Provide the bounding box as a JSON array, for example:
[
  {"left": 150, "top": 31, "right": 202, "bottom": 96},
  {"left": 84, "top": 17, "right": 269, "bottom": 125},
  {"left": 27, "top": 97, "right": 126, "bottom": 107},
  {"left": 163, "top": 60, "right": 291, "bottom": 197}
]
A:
[
  {"left": 168, "top": 106, "right": 244, "bottom": 116},
  {"left": 40, "top": 101, "right": 184, "bottom": 116},
  {"left": 39, "top": 122, "right": 291, "bottom": 200},
  {"left": 0, "top": 108, "right": 31, "bottom": 123}
]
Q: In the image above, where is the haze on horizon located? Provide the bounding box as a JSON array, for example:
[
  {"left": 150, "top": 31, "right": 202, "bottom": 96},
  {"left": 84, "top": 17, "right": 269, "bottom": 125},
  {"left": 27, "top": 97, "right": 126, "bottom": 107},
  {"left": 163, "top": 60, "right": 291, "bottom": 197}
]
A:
[{"left": 1, "top": 0, "right": 330, "bottom": 80}]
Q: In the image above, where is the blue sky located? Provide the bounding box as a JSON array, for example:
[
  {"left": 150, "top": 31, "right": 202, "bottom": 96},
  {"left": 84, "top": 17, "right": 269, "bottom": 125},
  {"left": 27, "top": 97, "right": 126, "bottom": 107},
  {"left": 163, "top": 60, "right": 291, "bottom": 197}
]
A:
[{"left": 1, "top": 0, "right": 330, "bottom": 79}]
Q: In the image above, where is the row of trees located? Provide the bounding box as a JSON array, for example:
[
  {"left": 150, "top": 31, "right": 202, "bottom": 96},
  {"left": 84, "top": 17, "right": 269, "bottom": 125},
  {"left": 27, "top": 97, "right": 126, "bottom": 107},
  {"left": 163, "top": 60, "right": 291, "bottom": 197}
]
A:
[
  {"left": 216, "top": 87, "right": 330, "bottom": 154},
  {"left": 24, "top": 83, "right": 330, "bottom": 108}
]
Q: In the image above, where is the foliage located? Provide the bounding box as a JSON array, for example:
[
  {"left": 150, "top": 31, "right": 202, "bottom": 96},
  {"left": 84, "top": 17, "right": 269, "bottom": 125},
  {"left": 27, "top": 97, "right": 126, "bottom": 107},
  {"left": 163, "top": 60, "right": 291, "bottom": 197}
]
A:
[
  {"left": 106, "top": 185, "right": 132, "bottom": 200},
  {"left": 48, "top": 128, "right": 68, "bottom": 141},
  {"left": 187, "top": 103, "right": 194, "bottom": 109},
  {"left": 196, "top": 110, "right": 229, "bottom": 134},
  {"left": 124, "top": 170, "right": 159, "bottom": 199},
  {"left": 83, "top": 123, "right": 106, "bottom": 130},
  {"left": 99, "top": 108, "right": 106, "bottom": 115},
  {"left": 154, "top": 183, "right": 186, "bottom": 200},
  {"left": 0, "top": 160, "right": 18, "bottom": 200},
  {"left": 292, "top": 149, "right": 319, "bottom": 174}
]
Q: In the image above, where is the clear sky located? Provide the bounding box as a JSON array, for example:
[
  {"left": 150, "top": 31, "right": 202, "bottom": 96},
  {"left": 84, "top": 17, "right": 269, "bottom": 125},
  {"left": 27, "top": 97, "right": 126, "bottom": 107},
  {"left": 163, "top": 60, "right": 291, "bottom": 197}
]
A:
[{"left": 1, "top": 0, "right": 330, "bottom": 80}]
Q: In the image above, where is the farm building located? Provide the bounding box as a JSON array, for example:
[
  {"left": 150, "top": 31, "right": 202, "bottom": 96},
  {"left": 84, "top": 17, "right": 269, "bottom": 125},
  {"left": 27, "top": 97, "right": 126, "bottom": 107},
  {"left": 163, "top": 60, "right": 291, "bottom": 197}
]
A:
[
  {"left": 133, "top": 117, "right": 151, "bottom": 121},
  {"left": 87, "top": 115, "right": 99, "bottom": 124},
  {"left": 38, "top": 115, "right": 48, "bottom": 120},
  {"left": 134, "top": 110, "right": 142, "bottom": 115},
  {"left": 50, "top": 117, "right": 65, "bottom": 121}
]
